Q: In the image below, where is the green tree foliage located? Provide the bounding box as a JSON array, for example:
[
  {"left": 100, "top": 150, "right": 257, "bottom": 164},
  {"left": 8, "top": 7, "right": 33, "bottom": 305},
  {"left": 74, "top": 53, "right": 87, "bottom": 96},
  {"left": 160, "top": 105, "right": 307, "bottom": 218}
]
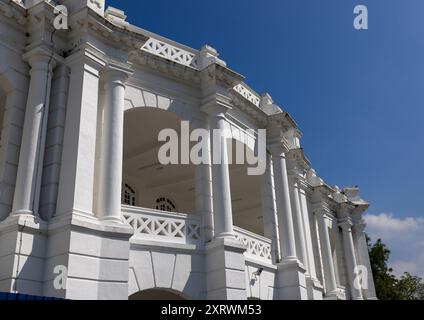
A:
[{"left": 368, "top": 237, "right": 424, "bottom": 300}]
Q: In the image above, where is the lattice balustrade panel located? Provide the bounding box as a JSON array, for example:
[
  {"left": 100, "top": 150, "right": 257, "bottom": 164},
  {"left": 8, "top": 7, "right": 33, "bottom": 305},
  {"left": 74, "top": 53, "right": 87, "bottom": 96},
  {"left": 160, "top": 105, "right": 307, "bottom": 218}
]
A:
[
  {"left": 234, "top": 230, "right": 272, "bottom": 262},
  {"left": 142, "top": 38, "right": 199, "bottom": 69},
  {"left": 123, "top": 210, "right": 201, "bottom": 244},
  {"left": 233, "top": 84, "right": 261, "bottom": 107}
]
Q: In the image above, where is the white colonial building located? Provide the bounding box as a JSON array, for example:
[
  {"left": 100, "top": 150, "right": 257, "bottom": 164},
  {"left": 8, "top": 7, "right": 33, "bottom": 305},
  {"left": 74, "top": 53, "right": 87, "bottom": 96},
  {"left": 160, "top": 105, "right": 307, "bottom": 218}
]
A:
[{"left": 0, "top": 0, "right": 377, "bottom": 300}]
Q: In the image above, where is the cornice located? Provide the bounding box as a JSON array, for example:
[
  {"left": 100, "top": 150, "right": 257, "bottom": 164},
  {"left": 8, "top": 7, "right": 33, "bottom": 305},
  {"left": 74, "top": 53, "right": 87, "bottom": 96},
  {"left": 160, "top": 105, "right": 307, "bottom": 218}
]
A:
[
  {"left": 287, "top": 148, "right": 311, "bottom": 172},
  {"left": 129, "top": 50, "right": 201, "bottom": 86},
  {"left": 200, "top": 63, "right": 244, "bottom": 90},
  {"left": 67, "top": 7, "right": 148, "bottom": 56},
  {"left": 267, "top": 110, "right": 300, "bottom": 133},
  {"left": 0, "top": 0, "right": 27, "bottom": 25},
  {"left": 229, "top": 90, "right": 268, "bottom": 126}
]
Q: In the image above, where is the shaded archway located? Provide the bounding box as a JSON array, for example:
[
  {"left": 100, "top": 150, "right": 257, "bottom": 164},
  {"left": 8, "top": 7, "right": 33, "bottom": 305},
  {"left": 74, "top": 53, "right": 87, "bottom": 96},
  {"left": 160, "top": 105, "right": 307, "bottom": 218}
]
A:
[
  {"left": 228, "top": 139, "right": 264, "bottom": 236},
  {"left": 129, "top": 288, "right": 188, "bottom": 300},
  {"left": 122, "top": 108, "right": 196, "bottom": 214}
]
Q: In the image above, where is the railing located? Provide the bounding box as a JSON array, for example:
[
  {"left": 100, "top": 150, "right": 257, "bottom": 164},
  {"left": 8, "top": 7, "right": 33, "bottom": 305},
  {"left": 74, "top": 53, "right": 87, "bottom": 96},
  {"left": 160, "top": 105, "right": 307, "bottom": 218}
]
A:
[
  {"left": 234, "top": 226, "right": 272, "bottom": 263},
  {"left": 122, "top": 206, "right": 202, "bottom": 245},
  {"left": 141, "top": 38, "right": 263, "bottom": 110},
  {"left": 142, "top": 38, "right": 199, "bottom": 69},
  {"left": 233, "top": 83, "right": 261, "bottom": 107}
]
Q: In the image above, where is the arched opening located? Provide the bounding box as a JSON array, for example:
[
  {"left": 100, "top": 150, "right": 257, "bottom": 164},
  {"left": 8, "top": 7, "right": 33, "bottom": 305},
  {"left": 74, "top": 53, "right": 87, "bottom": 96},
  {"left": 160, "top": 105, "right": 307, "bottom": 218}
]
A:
[
  {"left": 122, "top": 108, "right": 196, "bottom": 214},
  {"left": 228, "top": 139, "right": 264, "bottom": 236},
  {"left": 129, "top": 288, "right": 188, "bottom": 300}
]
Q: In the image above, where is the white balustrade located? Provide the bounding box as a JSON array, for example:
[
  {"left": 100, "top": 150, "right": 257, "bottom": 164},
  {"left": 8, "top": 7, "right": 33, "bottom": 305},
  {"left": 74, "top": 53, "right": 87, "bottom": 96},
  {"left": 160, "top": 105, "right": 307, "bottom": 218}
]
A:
[
  {"left": 234, "top": 226, "right": 272, "bottom": 263},
  {"left": 233, "top": 83, "right": 261, "bottom": 107},
  {"left": 122, "top": 206, "right": 202, "bottom": 244},
  {"left": 141, "top": 39, "right": 263, "bottom": 111},
  {"left": 142, "top": 38, "right": 199, "bottom": 69}
]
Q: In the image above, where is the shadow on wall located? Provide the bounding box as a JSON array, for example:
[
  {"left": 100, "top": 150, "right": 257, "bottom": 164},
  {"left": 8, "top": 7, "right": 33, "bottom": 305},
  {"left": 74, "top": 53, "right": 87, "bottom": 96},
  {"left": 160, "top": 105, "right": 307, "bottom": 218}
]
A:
[{"left": 129, "top": 288, "right": 188, "bottom": 300}]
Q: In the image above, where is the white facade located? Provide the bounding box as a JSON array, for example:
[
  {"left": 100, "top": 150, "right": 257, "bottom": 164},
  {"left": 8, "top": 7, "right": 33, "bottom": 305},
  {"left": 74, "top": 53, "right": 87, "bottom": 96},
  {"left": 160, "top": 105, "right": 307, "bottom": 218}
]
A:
[{"left": 0, "top": 0, "right": 377, "bottom": 300}]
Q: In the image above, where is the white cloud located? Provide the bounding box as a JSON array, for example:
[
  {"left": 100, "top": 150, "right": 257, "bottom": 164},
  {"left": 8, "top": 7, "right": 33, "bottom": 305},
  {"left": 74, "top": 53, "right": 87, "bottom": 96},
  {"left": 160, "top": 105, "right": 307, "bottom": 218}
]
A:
[{"left": 364, "top": 213, "right": 424, "bottom": 278}]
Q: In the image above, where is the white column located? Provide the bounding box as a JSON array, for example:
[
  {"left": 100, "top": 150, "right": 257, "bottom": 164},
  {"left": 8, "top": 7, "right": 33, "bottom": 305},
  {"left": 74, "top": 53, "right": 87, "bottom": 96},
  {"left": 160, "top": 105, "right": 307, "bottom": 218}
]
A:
[
  {"left": 195, "top": 115, "right": 214, "bottom": 242},
  {"left": 56, "top": 51, "right": 102, "bottom": 217},
  {"left": 339, "top": 219, "right": 364, "bottom": 300},
  {"left": 204, "top": 105, "right": 234, "bottom": 238},
  {"left": 97, "top": 69, "right": 128, "bottom": 222},
  {"left": 12, "top": 49, "right": 55, "bottom": 216},
  {"left": 298, "top": 187, "right": 318, "bottom": 280},
  {"left": 260, "top": 153, "right": 281, "bottom": 263},
  {"left": 352, "top": 221, "right": 377, "bottom": 299},
  {"left": 288, "top": 172, "right": 308, "bottom": 268},
  {"left": 269, "top": 143, "right": 297, "bottom": 261},
  {"left": 316, "top": 210, "right": 338, "bottom": 296}
]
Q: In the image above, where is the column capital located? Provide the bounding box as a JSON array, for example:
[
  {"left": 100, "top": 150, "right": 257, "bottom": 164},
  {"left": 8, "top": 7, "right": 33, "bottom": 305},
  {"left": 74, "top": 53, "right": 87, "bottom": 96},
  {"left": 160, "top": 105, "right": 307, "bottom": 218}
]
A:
[
  {"left": 102, "top": 61, "right": 134, "bottom": 84},
  {"left": 338, "top": 217, "right": 354, "bottom": 230},
  {"left": 354, "top": 222, "right": 367, "bottom": 234},
  {"left": 315, "top": 206, "right": 334, "bottom": 222},
  {"left": 337, "top": 202, "right": 355, "bottom": 220},
  {"left": 65, "top": 48, "right": 107, "bottom": 75},
  {"left": 201, "top": 93, "right": 232, "bottom": 116},
  {"left": 23, "top": 47, "right": 57, "bottom": 72},
  {"left": 268, "top": 138, "right": 290, "bottom": 155}
]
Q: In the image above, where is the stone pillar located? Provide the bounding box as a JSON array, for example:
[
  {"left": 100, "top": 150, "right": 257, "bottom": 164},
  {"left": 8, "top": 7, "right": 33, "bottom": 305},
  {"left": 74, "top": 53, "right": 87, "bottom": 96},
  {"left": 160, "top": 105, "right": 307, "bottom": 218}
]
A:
[
  {"left": 39, "top": 65, "right": 70, "bottom": 220},
  {"left": 56, "top": 50, "right": 103, "bottom": 217},
  {"left": 298, "top": 189, "right": 317, "bottom": 278},
  {"left": 43, "top": 52, "right": 133, "bottom": 300},
  {"left": 203, "top": 104, "right": 234, "bottom": 239},
  {"left": 339, "top": 218, "right": 364, "bottom": 300},
  {"left": 11, "top": 48, "right": 55, "bottom": 216},
  {"left": 268, "top": 135, "right": 307, "bottom": 299},
  {"left": 194, "top": 115, "right": 214, "bottom": 242},
  {"left": 298, "top": 186, "right": 323, "bottom": 299},
  {"left": 269, "top": 141, "right": 297, "bottom": 261},
  {"left": 205, "top": 238, "right": 247, "bottom": 300},
  {"left": 316, "top": 210, "right": 338, "bottom": 298},
  {"left": 352, "top": 220, "right": 377, "bottom": 300},
  {"left": 97, "top": 67, "right": 129, "bottom": 222},
  {"left": 288, "top": 171, "right": 308, "bottom": 269},
  {"left": 260, "top": 153, "right": 281, "bottom": 263},
  {"left": 202, "top": 100, "right": 246, "bottom": 300}
]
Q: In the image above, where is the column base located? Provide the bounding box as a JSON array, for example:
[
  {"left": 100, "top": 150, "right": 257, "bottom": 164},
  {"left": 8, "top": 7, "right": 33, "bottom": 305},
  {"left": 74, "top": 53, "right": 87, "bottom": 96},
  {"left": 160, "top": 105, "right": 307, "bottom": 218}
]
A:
[
  {"left": 277, "top": 259, "right": 308, "bottom": 300},
  {"left": 98, "top": 216, "right": 125, "bottom": 224},
  {"left": 306, "top": 276, "right": 324, "bottom": 300},
  {"left": 205, "top": 237, "right": 247, "bottom": 300},
  {"left": 43, "top": 213, "right": 134, "bottom": 300},
  {"left": 10, "top": 209, "right": 35, "bottom": 216},
  {"left": 0, "top": 214, "right": 48, "bottom": 296},
  {"left": 324, "top": 287, "right": 346, "bottom": 300}
]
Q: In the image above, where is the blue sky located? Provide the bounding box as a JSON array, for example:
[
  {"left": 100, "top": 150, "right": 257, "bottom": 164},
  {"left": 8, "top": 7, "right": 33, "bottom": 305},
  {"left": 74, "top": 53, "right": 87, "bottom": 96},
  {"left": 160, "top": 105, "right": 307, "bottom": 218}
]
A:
[{"left": 106, "top": 0, "right": 424, "bottom": 276}]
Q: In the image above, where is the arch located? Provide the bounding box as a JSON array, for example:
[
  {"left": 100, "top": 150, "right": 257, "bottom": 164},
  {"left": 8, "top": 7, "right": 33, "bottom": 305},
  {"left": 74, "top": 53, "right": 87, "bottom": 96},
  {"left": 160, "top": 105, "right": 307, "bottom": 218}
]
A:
[
  {"left": 124, "top": 86, "right": 198, "bottom": 125},
  {"left": 228, "top": 138, "right": 265, "bottom": 236},
  {"left": 122, "top": 107, "right": 196, "bottom": 214},
  {"left": 129, "top": 288, "right": 190, "bottom": 300}
]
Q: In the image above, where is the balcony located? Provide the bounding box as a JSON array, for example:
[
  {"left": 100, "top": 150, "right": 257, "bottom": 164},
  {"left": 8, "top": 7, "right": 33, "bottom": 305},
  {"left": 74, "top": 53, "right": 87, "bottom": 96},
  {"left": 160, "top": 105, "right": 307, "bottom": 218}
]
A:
[{"left": 122, "top": 206, "right": 273, "bottom": 265}]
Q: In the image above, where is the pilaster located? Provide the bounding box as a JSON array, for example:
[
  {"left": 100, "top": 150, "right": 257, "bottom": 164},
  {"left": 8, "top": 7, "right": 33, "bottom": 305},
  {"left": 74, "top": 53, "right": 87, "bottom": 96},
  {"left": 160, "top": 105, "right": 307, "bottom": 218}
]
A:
[
  {"left": 56, "top": 49, "right": 105, "bottom": 219},
  {"left": 205, "top": 237, "right": 247, "bottom": 300}
]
